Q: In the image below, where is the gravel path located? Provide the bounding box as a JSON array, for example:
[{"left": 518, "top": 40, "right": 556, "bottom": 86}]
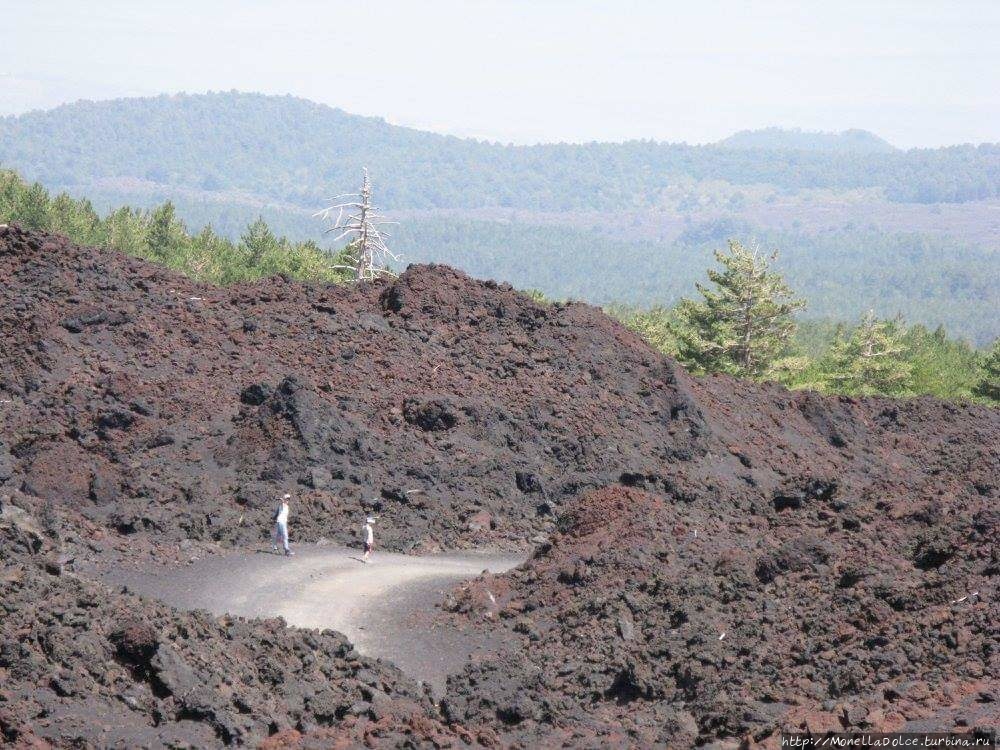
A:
[{"left": 108, "top": 545, "right": 524, "bottom": 695}]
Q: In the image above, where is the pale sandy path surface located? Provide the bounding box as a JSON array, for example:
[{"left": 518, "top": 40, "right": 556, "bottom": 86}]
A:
[{"left": 107, "top": 545, "right": 525, "bottom": 695}]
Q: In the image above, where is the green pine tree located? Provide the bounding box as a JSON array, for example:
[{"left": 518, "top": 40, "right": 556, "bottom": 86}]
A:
[
  {"left": 147, "top": 201, "right": 184, "bottom": 261},
  {"left": 12, "top": 182, "right": 52, "bottom": 230},
  {"left": 239, "top": 216, "right": 280, "bottom": 268},
  {"left": 672, "top": 239, "right": 805, "bottom": 378},
  {"left": 522, "top": 288, "right": 551, "bottom": 305},
  {"left": 50, "top": 193, "right": 102, "bottom": 245},
  {"left": 825, "top": 311, "right": 913, "bottom": 395},
  {"left": 105, "top": 206, "right": 150, "bottom": 256},
  {"left": 610, "top": 305, "right": 680, "bottom": 358},
  {"left": 973, "top": 340, "right": 1000, "bottom": 403},
  {"left": 902, "top": 324, "right": 981, "bottom": 399}
]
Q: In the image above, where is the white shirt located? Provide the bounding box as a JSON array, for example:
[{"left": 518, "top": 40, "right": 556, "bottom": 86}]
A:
[
  {"left": 364, "top": 523, "right": 374, "bottom": 544},
  {"left": 275, "top": 502, "right": 289, "bottom": 525}
]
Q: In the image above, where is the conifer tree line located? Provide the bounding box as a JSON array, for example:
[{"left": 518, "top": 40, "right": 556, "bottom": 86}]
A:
[
  {"left": 1, "top": 169, "right": 996, "bottom": 403},
  {"left": 612, "top": 241, "right": 997, "bottom": 403},
  {"left": 0, "top": 169, "right": 351, "bottom": 285}
]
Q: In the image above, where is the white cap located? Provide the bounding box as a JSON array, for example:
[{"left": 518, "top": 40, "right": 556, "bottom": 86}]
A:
[
  {"left": 366, "top": 516, "right": 376, "bottom": 524},
  {"left": 282, "top": 493, "right": 291, "bottom": 500}
]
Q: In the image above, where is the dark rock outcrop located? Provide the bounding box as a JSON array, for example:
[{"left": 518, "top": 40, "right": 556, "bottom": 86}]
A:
[{"left": 1, "top": 225, "right": 998, "bottom": 747}]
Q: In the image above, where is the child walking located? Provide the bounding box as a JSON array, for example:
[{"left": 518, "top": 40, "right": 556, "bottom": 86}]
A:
[
  {"left": 272, "top": 493, "right": 294, "bottom": 556},
  {"left": 362, "top": 515, "right": 378, "bottom": 563}
]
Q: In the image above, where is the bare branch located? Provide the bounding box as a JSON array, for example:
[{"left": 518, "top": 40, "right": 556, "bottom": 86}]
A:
[{"left": 316, "top": 168, "right": 402, "bottom": 281}]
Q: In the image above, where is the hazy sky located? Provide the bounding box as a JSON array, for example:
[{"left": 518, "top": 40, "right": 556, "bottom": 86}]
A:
[{"left": 3, "top": 1, "right": 998, "bottom": 148}]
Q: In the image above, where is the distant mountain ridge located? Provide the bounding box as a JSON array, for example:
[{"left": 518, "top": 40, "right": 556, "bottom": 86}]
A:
[
  {"left": 1, "top": 91, "right": 997, "bottom": 209},
  {"left": 718, "top": 127, "right": 897, "bottom": 153}
]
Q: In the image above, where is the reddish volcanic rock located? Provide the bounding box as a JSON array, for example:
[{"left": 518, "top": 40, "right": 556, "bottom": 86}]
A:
[
  {"left": 1, "top": 225, "right": 998, "bottom": 747},
  {"left": 442, "top": 469, "right": 998, "bottom": 745}
]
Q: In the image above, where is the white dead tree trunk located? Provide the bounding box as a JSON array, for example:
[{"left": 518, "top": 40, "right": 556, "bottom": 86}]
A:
[{"left": 314, "top": 168, "right": 400, "bottom": 281}]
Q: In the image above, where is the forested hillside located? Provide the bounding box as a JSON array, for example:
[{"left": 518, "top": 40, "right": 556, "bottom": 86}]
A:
[
  {"left": 3, "top": 92, "right": 999, "bottom": 207},
  {"left": 1, "top": 92, "right": 998, "bottom": 344}
]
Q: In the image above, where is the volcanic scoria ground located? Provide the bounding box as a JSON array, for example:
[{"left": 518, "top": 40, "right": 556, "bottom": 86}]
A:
[{"left": 0, "top": 224, "right": 997, "bottom": 748}]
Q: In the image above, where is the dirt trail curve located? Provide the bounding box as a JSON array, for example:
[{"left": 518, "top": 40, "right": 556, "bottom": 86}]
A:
[{"left": 108, "top": 546, "right": 525, "bottom": 696}]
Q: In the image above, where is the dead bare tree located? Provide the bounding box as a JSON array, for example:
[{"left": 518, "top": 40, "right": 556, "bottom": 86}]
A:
[{"left": 314, "top": 168, "right": 400, "bottom": 281}]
